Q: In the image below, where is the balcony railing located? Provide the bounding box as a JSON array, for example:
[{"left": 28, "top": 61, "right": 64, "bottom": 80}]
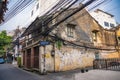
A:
[
  {"left": 33, "top": 36, "right": 40, "bottom": 42},
  {"left": 27, "top": 40, "right": 32, "bottom": 46}
]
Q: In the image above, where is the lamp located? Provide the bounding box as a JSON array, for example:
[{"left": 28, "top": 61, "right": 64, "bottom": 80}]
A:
[{"left": 51, "top": 50, "right": 55, "bottom": 57}]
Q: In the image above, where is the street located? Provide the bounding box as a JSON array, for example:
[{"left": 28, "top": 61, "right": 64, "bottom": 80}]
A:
[
  {"left": 0, "top": 64, "right": 42, "bottom": 80},
  {"left": 0, "top": 64, "right": 120, "bottom": 80}
]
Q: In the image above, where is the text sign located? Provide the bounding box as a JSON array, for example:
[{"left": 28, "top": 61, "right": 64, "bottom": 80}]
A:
[{"left": 40, "top": 41, "right": 50, "bottom": 46}]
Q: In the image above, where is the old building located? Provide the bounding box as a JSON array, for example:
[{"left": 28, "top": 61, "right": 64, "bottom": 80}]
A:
[
  {"left": 30, "top": 0, "right": 60, "bottom": 21},
  {"left": 114, "top": 24, "right": 120, "bottom": 57},
  {"left": 90, "top": 9, "right": 117, "bottom": 29},
  {"left": 12, "top": 27, "right": 26, "bottom": 59},
  {"left": 21, "top": 6, "right": 120, "bottom": 73}
]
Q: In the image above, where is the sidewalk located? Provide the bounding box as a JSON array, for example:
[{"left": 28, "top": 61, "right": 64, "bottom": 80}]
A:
[
  {"left": 11, "top": 63, "right": 120, "bottom": 80},
  {"left": 41, "top": 69, "right": 119, "bottom": 80}
]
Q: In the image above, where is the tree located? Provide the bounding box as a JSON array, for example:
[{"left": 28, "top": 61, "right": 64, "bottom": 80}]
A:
[
  {"left": 0, "top": 30, "right": 12, "bottom": 56},
  {"left": 0, "top": 0, "right": 8, "bottom": 23}
]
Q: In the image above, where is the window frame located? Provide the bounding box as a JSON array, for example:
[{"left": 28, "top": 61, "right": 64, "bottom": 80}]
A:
[
  {"left": 117, "top": 36, "right": 120, "bottom": 44},
  {"left": 67, "top": 24, "right": 76, "bottom": 38},
  {"left": 110, "top": 23, "right": 114, "bottom": 27},
  {"left": 36, "top": 3, "right": 39, "bottom": 10},
  {"left": 104, "top": 21, "right": 109, "bottom": 27},
  {"left": 92, "top": 30, "right": 99, "bottom": 42},
  {"left": 31, "top": 10, "right": 33, "bottom": 17}
]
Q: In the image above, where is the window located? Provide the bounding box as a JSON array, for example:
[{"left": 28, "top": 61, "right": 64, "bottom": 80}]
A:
[
  {"left": 67, "top": 24, "right": 75, "bottom": 38},
  {"left": 31, "top": 10, "right": 33, "bottom": 16},
  {"left": 92, "top": 30, "right": 98, "bottom": 41},
  {"left": 36, "top": 3, "right": 39, "bottom": 10},
  {"left": 104, "top": 22, "right": 109, "bottom": 27},
  {"left": 95, "top": 53, "right": 99, "bottom": 59},
  {"left": 118, "top": 37, "right": 120, "bottom": 43},
  {"left": 110, "top": 23, "right": 114, "bottom": 27}
]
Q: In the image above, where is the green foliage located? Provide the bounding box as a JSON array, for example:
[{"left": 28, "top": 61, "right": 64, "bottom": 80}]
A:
[
  {"left": 0, "top": 50, "right": 5, "bottom": 56},
  {"left": 56, "top": 40, "right": 63, "bottom": 50},
  {"left": 17, "top": 57, "right": 21, "bottom": 67},
  {"left": 0, "top": 30, "right": 12, "bottom": 55}
]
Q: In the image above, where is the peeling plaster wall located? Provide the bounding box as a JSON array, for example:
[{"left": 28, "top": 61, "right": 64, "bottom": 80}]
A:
[{"left": 44, "top": 45, "right": 95, "bottom": 72}]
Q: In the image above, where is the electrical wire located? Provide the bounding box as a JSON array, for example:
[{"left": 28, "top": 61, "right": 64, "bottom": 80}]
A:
[
  {"left": 5, "top": 0, "right": 35, "bottom": 21},
  {"left": 1, "top": 0, "right": 36, "bottom": 25},
  {"left": 7, "top": 0, "right": 118, "bottom": 54},
  {"left": 21, "top": 0, "right": 109, "bottom": 34},
  {"left": 20, "top": 0, "right": 117, "bottom": 51},
  {"left": 49, "top": 34, "right": 117, "bottom": 51},
  {"left": 42, "top": 0, "right": 99, "bottom": 36},
  {"left": 22, "top": 0, "right": 80, "bottom": 35}
]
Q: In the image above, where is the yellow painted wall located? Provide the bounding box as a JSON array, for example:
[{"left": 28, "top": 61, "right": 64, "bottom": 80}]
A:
[
  {"left": 116, "top": 28, "right": 120, "bottom": 36},
  {"left": 102, "top": 52, "right": 119, "bottom": 59},
  {"left": 45, "top": 46, "right": 95, "bottom": 72}
]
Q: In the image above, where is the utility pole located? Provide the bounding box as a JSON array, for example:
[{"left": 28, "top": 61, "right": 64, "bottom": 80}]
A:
[
  {"left": 17, "top": 26, "right": 20, "bottom": 57},
  {"left": 13, "top": 26, "right": 20, "bottom": 64},
  {"left": 41, "top": 21, "right": 47, "bottom": 75}
]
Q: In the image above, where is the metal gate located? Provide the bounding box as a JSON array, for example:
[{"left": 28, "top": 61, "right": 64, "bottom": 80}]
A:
[
  {"left": 93, "top": 58, "right": 120, "bottom": 71},
  {"left": 26, "top": 49, "right": 31, "bottom": 68},
  {"left": 34, "top": 46, "right": 39, "bottom": 69}
]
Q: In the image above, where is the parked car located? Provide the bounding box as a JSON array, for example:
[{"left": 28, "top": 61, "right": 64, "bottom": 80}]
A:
[{"left": 0, "top": 57, "right": 5, "bottom": 64}]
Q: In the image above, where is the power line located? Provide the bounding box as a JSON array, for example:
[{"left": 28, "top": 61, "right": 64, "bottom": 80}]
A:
[
  {"left": 1, "top": 0, "right": 36, "bottom": 25},
  {"left": 22, "top": 0, "right": 80, "bottom": 35},
  {"left": 43, "top": 0, "right": 99, "bottom": 36},
  {"left": 49, "top": 34, "right": 117, "bottom": 51},
  {"left": 5, "top": 0, "right": 35, "bottom": 21},
  {"left": 21, "top": 0, "right": 109, "bottom": 37},
  {"left": 21, "top": 0, "right": 117, "bottom": 51},
  {"left": 45, "top": 0, "right": 85, "bottom": 25}
]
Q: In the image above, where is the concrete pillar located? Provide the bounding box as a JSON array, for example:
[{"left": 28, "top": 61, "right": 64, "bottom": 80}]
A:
[
  {"left": 21, "top": 51, "right": 23, "bottom": 66},
  {"left": 22, "top": 51, "right": 26, "bottom": 66},
  {"left": 39, "top": 46, "right": 44, "bottom": 74},
  {"left": 31, "top": 47, "right": 34, "bottom": 68},
  {"left": 25, "top": 50, "right": 27, "bottom": 68}
]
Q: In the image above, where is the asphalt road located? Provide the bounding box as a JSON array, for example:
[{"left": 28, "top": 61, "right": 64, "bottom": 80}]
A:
[
  {"left": 0, "top": 64, "right": 120, "bottom": 80},
  {"left": 0, "top": 64, "right": 43, "bottom": 80}
]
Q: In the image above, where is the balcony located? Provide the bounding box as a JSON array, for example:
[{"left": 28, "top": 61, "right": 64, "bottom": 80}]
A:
[{"left": 27, "top": 40, "right": 32, "bottom": 46}]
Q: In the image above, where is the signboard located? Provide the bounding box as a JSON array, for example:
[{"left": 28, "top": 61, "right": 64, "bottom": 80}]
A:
[{"left": 40, "top": 41, "right": 50, "bottom": 46}]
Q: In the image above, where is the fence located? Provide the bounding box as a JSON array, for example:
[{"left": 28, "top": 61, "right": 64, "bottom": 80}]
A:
[{"left": 93, "top": 58, "right": 120, "bottom": 71}]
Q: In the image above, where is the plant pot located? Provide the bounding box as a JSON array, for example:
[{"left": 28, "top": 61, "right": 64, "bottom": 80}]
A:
[{"left": 81, "top": 69, "right": 85, "bottom": 73}]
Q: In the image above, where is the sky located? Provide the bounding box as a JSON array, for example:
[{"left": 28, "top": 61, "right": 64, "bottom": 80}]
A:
[
  {"left": 0, "top": 0, "right": 36, "bottom": 31},
  {"left": 0, "top": 0, "right": 120, "bottom": 31},
  {"left": 98, "top": 0, "right": 120, "bottom": 24}
]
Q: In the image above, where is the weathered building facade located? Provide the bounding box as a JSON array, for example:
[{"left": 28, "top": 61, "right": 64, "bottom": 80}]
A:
[
  {"left": 115, "top": 25, "right": 120, "bottom": 57},
  {"left": 21, "top": 7, "right": 120, "bottom": 73}
]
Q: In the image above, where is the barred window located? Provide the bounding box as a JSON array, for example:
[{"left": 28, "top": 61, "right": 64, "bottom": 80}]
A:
[
  {"left": 67, "top": 24, "right": 75, "bottom": 38},
  {"left": 92, "top": 30, "right": 98, "bottom": 42}
]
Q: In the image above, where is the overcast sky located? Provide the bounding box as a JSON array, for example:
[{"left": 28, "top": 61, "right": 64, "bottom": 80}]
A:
[{"left": 0, "top": 0, "right": 120, "bottom": 31}]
